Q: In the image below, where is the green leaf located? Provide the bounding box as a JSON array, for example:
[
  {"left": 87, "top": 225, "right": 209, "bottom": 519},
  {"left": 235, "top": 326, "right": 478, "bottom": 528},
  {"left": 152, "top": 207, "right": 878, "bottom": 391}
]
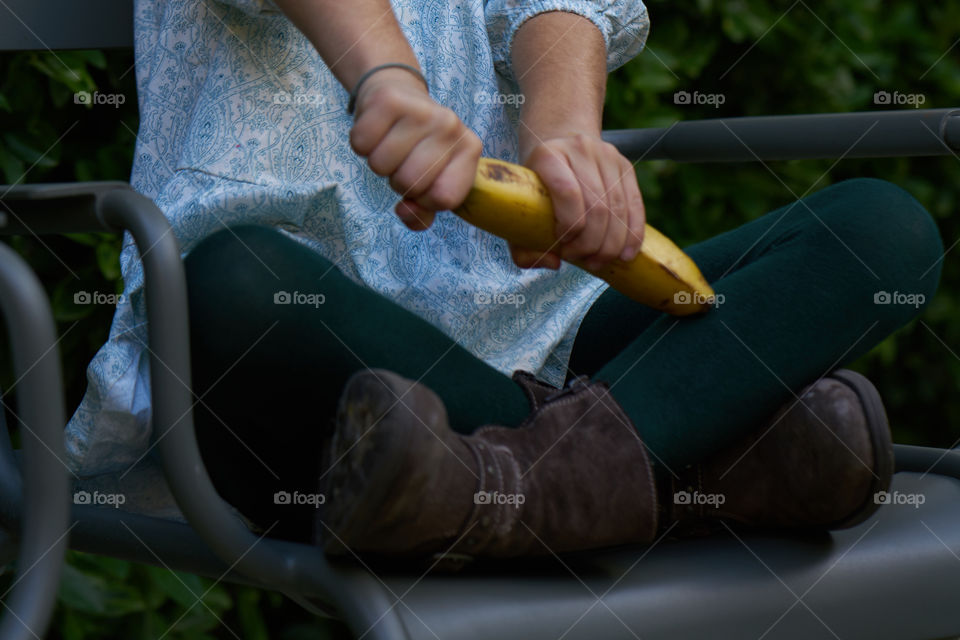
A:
[
  {"left": 141, "top": 566, "right": 206, "bottom": 611},
  {"left": 171, "top": 606, "right": 221, "bottom": 634},
  {"left": 3, "top": 132, "right": 59, "bottom": 168},
  {"left": 139, "top": 610, "right": 169, "bottom": 640},
  {"left": 29, "top": 51, "right": 95, "bottom": 94},
  {"left": 70, "top": 553, "right": 132, "bottom": 581},
  {"left": 236, "top": 587, "right": 270, "bottom": 640},
  {"left": 58, "top": 563, "right": 146, "bottom": 617},
  {"left": 141, "top": 566, "right": 232, "bottom": 614},
  {"left": 95, "top": 238, "right": 122, "bottom": 280},
  {"left": 0, "top": 140, "right": 26, "bottom": 184},
  {"left": 63, "top": 232, "right": 103, "bottom": 247},
  {"left": 60, "top": 607, "right": 88, "bottom": 640},
  {"left": 75, "top": 49, "right": 108, "bottom": 70}
]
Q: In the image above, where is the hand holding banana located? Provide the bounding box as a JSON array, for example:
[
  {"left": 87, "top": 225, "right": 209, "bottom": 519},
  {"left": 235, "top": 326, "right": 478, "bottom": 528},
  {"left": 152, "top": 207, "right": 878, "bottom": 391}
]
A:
[
  {"left": 455, "top": 158, "right": 717, "bottom": 316},
  {"left": 346, "top": 75, "right": 714, "bottom": 314}
]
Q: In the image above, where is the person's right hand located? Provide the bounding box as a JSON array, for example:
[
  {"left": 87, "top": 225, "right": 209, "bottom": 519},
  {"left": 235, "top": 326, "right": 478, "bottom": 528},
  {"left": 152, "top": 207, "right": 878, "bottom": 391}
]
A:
[{"left": 349, "top": 67, "right": 483, "bottom": 231}]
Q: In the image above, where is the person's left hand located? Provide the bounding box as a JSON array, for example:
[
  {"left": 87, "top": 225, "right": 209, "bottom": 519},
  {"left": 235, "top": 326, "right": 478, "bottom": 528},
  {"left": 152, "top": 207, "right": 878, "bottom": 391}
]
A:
[{"left": 511, "top": 132, "right": 646, "bottom": 272}]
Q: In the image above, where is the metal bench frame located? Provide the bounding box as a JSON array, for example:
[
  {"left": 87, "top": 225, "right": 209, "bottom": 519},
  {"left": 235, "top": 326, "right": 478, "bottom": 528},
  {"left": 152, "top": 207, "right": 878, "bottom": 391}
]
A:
[{"left": 2, "top": 1, "right": 960, "bottom": 639}]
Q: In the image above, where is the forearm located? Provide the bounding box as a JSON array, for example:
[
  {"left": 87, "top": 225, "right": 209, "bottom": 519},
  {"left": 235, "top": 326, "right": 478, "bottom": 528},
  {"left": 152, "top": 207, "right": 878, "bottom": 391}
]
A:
[
  {"left": 511, "top": 11, "right": 607, "bottom": 157},
  {"left": 271, "top": 0, "right": 419, "bottom": 91}
]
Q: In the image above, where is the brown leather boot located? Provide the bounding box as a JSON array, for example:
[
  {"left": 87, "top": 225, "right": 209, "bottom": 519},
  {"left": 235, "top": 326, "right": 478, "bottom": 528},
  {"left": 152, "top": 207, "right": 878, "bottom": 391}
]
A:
[
  {"left": 314, "top": 369, "right": 658, "bottom": 560},
  {"left": 663, "top": 369, "right": 894, "bottom": 536}
]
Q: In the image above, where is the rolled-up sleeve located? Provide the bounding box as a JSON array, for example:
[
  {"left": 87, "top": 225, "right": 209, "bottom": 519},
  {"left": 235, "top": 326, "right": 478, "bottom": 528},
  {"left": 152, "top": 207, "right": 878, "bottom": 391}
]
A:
[
  {"left": 213, "top": 0, "right": 280, "bottom": 16},
  {"left": 484, "top": 0, "right": 650, "bottom": 83}
]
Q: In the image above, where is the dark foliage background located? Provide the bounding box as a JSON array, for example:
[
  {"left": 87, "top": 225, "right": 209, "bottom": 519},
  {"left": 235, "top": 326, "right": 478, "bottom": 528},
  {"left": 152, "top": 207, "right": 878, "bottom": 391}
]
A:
[{"left": 0, "top": 0, "right": 957, "bottom": 636}]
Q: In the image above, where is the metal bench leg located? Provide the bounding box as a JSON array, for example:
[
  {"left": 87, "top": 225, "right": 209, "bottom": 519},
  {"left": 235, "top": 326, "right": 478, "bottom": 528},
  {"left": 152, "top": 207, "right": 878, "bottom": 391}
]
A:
[{"left": 0, "top": 242, "right": 69, "bottom": 640}]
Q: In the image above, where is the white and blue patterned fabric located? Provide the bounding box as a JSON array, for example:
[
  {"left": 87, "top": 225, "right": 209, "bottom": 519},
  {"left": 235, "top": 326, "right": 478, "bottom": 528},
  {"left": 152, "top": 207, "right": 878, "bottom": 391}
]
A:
[{"left": 64, "top": 0, "right": 651, "bottom": 476}]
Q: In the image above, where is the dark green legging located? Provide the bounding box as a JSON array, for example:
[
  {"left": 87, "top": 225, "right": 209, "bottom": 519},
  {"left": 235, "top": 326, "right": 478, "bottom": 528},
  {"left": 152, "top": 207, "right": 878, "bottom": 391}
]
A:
[{"left": 185, "top": 178, "right": 943, "bottom": 539}]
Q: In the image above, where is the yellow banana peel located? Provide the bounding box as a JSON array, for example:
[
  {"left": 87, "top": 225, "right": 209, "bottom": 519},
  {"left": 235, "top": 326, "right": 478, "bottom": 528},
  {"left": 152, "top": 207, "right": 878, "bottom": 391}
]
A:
[{"left": 455, "top": 157, "right": 717, "bottom": 316}]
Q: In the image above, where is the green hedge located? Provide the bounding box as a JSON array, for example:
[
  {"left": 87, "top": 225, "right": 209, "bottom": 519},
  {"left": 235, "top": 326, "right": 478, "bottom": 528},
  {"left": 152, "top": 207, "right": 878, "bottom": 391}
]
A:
[{"left": 0, "top": 0, "right": 957, "bottom": 635}]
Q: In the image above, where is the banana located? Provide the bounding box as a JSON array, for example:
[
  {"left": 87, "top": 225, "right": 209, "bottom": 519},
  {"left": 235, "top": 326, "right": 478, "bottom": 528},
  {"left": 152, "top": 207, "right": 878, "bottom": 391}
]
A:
[{"left": 454, "top": 157, "right": 717, "bottom": 316}]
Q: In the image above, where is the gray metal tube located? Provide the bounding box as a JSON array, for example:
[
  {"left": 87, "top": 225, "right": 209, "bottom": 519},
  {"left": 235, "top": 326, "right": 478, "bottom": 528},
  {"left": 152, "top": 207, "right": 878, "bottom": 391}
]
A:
[
  {"left": 893, "top": 444, "right": 960, "bottom": 478},
  {"left": 0, "top": 243, "right": 69, "bottom": 640},
  {"left": 604, "top": 109, "right": 960, "bottom": 162}
]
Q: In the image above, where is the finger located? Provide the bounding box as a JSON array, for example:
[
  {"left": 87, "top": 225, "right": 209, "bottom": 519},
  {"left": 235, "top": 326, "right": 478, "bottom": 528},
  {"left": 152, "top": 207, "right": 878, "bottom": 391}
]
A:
[
  {"left": 416, "top": 132, "right": 482, "bottom": 211},
  {"left": 396, "top": 198, "right": 436, "bottom": 230},
  {"left": 350, "top": 95, "right": 402, "bottom": 157},
  {"left": 366, "top": 115, "right": 428, "bottom": 177},
  {"left": 525, "top": 147, "right": 586, "bottom": 248},
  {"left": 586, "top": 155, "right": 630, "bottom": 268},
  {"left": 389, "top": 110, "right": 467, "bottom": 200},
  {"left": 558, "top": 158, "right": 608, "bottom": 264},
  {"left": 620, "top": 160, "right": 646, "bottom": 261},
  {"left": 390, "top": 137, "right": 453, "bottom": 201}
]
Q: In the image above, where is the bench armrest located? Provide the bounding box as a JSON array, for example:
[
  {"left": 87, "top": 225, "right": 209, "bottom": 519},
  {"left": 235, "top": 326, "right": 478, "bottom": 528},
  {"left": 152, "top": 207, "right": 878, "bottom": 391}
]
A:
[
  {"left": 604, "top": 108, "right": 960, "bottom": 162},
  {"left": 0, "top": 182, "right": 393, "bottom": 636}
]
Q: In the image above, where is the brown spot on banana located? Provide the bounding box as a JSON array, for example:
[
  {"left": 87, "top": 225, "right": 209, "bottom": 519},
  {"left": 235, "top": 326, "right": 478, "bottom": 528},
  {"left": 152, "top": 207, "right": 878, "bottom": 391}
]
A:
[{"left": 658, "top": 263, "right": 683, "bottom": 282}]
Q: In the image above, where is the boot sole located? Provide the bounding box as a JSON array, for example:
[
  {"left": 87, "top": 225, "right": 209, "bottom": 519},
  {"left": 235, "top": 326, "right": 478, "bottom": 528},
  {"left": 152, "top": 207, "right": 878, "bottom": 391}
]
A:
[
  {"left": 826, "top": 369, "right": 895, "bottom": 529},
  {"left": 318, "top": 369, "right": 414, "bottom": 555}
]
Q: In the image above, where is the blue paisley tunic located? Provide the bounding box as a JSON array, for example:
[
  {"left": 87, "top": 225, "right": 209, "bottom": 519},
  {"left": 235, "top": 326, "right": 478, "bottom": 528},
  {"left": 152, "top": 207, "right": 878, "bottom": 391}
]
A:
[{"left": 64, "top": 0, "right": 650, "bottom": 476}]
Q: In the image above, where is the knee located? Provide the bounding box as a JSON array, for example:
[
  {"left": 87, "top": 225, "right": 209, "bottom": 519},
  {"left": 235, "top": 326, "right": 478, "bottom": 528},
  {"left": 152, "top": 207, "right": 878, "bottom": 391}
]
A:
[
  {"left": 185, "top": 224, "right": 283, "bottom": 277},
  {"left": 811, "top": 178, "right": 944, "bottom": 305},
  {"left": 185, "top": 224, "right": 313, "bottom": 300},
  {"left": 184, "top": 224, "right": 292, "bottom": 339}
]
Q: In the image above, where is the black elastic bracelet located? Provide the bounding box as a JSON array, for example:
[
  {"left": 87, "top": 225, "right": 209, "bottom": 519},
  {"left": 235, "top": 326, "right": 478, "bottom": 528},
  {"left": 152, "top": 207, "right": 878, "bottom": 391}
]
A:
[{"left": 347, "top": 63, "right": 428, "bottom": 115}]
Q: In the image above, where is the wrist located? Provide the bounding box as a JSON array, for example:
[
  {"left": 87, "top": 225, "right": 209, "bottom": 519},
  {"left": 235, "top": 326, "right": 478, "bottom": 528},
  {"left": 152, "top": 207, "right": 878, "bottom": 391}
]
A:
[
  {"left": 518, "top": 118, "right": 603, "bottom": 161},
  {"left": 338, "top": 40, "right": 421, "bottom": 90},
  {"left": 350, "top": 64, "right": 430, "bottom": 114}
]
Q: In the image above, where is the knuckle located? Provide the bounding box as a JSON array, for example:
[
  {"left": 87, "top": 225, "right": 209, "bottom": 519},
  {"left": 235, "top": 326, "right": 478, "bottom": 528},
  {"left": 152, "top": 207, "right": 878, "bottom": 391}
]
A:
[
  {"left": 367, "top": 154, "right": 389, "bottom": 176},
  {"left": 527, "top": 144, "right": 552, "bottom": 163},
  {"left": 429, "top": 186, "right": 460, "bottom": 211},
  {"left": 607, "top": 190, "right": 625, "bottom": 213},
  {"left": 409, "top": 104, "right": 433, "bottom": 127},
  {"left": 372, "top": 85, "right": 400, "bottom": 110},
  {"left": 349, "top": 127, "right": 370, "bottom": 155},
  {"left": 594, "top": 247, "right": 618, "bottom": 264},
  {"left": 466, "top": 133, "right": 483, "bottom": 156},
  {"left": 550, "top": 179, "right": 580, "bottom": 202},
  {"left": 391, "top": 172, "right": 419, "bottom": 198},
  {"left": 572, "top": 133, "right": 591, "bottom": 151},
  {"left": 562, "top": 214, "right": 587, "bottom": 237},
  {"left": 433, "top": 107, "right": 459, "bottom": 132}
]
